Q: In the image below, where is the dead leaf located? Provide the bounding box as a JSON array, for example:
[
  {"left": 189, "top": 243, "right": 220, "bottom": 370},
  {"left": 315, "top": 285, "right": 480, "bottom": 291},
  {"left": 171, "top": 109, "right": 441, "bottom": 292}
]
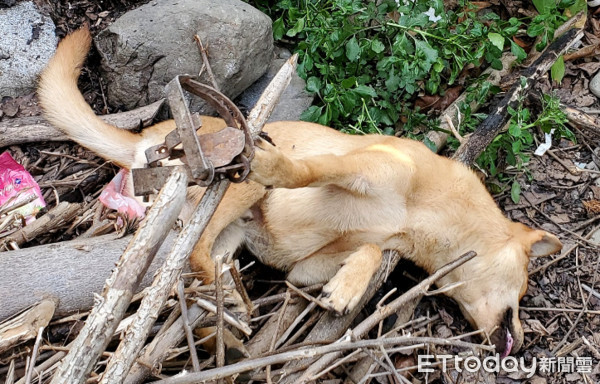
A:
[
  {"left": 528, "top": 376, "right": 547, "bottom": 384},
  {"left": 512, "top": 36, "right": 530, "bottom": 49},
  {"left": 390, "top": 355, "right": 416, "bottom": 384},
  {"left": 583, "top": 200, "right": 600, "bottom": 215},
  {"left": 549, "top": 213, "right": 570, "bottom": 224},
  {"left": 438, "top": 308, "right": 454, "bottom": 326},
  {"left": 565, "top": 43, "right": 600, "bottom": 61},
  {"left": 414, "top": 86, "right": 462, "bottom": 112},
  {"left": 523, "top": 319, "right": 550, "bottom": 336},
  {"left": 415, "top": 94, "right": 440, "bottom": 110},
  {"left": 576, "top": 61, "right": 600, "bottom": 77}
]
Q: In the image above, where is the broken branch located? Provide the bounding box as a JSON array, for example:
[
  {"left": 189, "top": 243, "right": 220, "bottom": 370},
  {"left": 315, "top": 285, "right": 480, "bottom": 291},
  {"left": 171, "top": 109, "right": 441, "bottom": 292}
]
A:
[
  {"left": 49, "top": 168, "right": 188, "bottom": 384},
  {"left": 294, "top": 251, "right": 477, "bottom": 383},
  {"left": 0, "top": 99, "right": 164, "bottom": 147},
  {"left": 452, "top": 28, "right": 583, "bottom": 165}
]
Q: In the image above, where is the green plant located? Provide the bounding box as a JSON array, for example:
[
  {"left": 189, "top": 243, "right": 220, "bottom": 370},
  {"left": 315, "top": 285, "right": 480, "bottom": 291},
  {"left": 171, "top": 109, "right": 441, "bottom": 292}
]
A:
[
  {"left": 250, "top": 0, "right": 524, "bottom": 135},
  {"left": 475, "top": 86, "right": 573, "bottom": 202},
  {"left": 250, "top": 0, "right": 578, "bottom": 200},
  {"left": 527, "top": 0, "right": 587, "bottom": 83},
  {"left": 527, "top": 0, "right": 574, "bottom": 50}
]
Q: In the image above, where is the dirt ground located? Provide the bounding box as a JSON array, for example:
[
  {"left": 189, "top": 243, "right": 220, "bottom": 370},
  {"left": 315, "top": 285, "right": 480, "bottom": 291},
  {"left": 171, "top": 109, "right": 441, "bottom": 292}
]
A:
[{"left": 0, "top": 1, "right": 599, "bottom": 383}]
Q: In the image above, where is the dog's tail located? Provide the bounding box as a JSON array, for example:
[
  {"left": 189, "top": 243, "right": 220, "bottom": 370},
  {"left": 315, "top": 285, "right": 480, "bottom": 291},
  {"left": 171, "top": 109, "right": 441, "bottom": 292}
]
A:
[{"left": 38, "top": 27, "right": 139, "bottom": 168}]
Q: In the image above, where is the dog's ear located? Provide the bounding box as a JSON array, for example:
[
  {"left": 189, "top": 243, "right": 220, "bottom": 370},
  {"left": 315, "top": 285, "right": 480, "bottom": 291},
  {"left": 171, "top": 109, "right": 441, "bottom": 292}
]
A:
[
  {"left": 511, "top": 223, "right": 562, "bottom": 257},
  {"left": 512, "top": 223, "right": 562, "bottom": 257},
  {"left": 529, "top": 231, "right": 562, "bottom": 257}
]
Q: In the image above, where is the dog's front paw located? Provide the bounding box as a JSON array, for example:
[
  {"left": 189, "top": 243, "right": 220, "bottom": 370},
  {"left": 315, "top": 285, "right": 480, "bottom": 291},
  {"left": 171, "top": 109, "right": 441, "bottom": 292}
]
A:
[
  {"left": 321, "top": 274, "right": 367, "bottom": 316},
  {"left": 249, "top": 137, "right": 296, "bottom": 188}
]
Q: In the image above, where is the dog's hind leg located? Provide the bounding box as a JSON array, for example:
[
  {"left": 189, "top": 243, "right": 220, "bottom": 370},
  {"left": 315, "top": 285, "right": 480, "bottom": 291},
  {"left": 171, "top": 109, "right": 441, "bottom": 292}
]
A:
[
  {"left": 287, "top": 244, "right": 383, "bottom": 315},
  {"left": 250, "top": 138, "right": 413, "bottom": 195},
  {"left": 185, "top": 181, "right": 266, "bottom": 283}
]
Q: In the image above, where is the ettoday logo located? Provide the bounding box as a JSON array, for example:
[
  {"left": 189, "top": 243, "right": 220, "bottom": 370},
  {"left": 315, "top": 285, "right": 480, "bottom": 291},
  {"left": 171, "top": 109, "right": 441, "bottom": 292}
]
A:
[{"left": 417, "top": 354, "right": 593, "bottom": 378}]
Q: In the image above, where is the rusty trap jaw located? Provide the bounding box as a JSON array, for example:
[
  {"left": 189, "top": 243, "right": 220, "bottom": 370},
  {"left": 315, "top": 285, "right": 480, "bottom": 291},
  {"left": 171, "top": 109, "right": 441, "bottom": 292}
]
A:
[{"left": 131, "top": 75, "right": 255, "bottom": 197}]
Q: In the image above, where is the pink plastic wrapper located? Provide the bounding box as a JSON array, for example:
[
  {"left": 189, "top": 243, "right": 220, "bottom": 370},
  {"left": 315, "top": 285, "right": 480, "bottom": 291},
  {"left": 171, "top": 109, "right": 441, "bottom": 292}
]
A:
[
  {"left": 99, "top": 169, "right": 146, "bottom": 220},
  {"left": 0, "top": 152, "right": 46, "bottom": 224}
]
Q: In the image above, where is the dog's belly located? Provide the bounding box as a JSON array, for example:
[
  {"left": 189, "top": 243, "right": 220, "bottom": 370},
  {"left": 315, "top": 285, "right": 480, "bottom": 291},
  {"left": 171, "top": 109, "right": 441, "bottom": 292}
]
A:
[{"left": 242, "top": 186, "right": 407, "bottom": 271}]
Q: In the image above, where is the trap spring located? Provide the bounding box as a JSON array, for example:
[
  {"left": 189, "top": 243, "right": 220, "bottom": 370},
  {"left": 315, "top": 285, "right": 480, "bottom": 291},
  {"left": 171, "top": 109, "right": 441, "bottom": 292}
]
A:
[{"left": 132, "top": 76, "right": 254, "bottom": 196}]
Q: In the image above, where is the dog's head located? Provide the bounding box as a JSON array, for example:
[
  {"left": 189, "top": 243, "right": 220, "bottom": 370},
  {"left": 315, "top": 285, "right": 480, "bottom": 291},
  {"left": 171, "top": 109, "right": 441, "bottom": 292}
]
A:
[{"left": 438, "top": 223, "right": 561, "bottom": 356}]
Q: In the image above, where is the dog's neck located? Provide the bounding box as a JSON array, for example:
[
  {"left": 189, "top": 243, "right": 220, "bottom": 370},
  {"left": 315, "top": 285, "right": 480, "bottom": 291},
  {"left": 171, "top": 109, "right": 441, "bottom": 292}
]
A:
[{"left": 392, "top": 163, "right": 513, "bottom": 274}]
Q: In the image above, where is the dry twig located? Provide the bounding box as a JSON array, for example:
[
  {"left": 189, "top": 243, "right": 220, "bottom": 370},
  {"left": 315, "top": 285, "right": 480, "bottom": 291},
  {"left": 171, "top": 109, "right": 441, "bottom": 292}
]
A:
[{"left": 49, "top": 169, "right": 188, "bottom": 384}]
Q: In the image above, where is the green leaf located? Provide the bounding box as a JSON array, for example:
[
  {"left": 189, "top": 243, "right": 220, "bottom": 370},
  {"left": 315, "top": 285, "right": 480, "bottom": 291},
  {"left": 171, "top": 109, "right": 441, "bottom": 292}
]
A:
[
  {"left": 370, "top": 39, "right": 385, "bottom": 54},
  {"left": 383, "top": 127, "right": 395, "bottom": 135},
  {"left": 341, "top": 77, "right": 356, "bottom": 89},
  {"left": 488, "top": 32, "right": 505, "bottom": 51},
  {"left": 533, "top": 0, "right": 556, "bottom": 14},
  {"left": 566, "top": 0, "right": 587, "bottom": 16},
  {"left": 490, "top": 58, "right": 503, "bottom": 70},
  {"left": 551, "top": 55, "right": 565, "bottom": 84},
  {"left": 508, "top": 122, "right": 521, "bottom": 137},
  {"left": 339, "top": 93, "right": 357, "bottom": 114},
  {"left": 423, "top": 136, "right": 438, "bottom": 152},
  {"left": 300, "top": 105, "right": 323, "bottom": 122},
  {"left": 510, "top": 40, "right": 527, "bottom": 61},
  {"left": 306, "top": 76, "right": 322, "bottom": 93},
  {"left": 345, "top": 36, "right": 360, "bottom": 61},
  {"left": 527, "top": 23, "right": 546, "bottom": 37},
  {"left": 286, "top": 17, "right": 305, "bottom": 37},
  {"left": 318, "top": 104, "right": 332, "bottom": 125},
  {"left": 510, "top": 181, "right": 521, "bottom": 204},
  {"left": 415, "top": 39, "right": 438, "bottom": 72},
  {"left": 273, "top": 17, "right": 285, "bottom": 41},
  {"left": 385, "top": 72, "right": 401, "bottom": 92},
  {"left": 354, "top": 84, "right": 377, "bottom": 98}
]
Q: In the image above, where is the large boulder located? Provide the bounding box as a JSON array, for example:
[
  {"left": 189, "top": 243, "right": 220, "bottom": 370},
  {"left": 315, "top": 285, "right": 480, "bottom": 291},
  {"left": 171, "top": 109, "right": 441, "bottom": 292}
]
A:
[
  {"left": 0, "top": 2, "right": 57, "bottom": 98},
  {"left": 94, "top": 0, "right": 273, "bottom": 113}
]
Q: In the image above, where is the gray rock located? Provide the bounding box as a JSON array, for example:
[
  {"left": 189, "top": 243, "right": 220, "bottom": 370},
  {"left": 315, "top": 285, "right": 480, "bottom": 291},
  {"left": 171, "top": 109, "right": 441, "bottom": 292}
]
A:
[
  {"left": 94, "top": 0, "right": 273, "bottom": 113},
  {"left": 590, "top": 70, "right": 600, "bottom": 99},
  {"left": 237, "top": 46, "right": 314, "bottom": 122},
  {"left": 0, "top": 2, "right": 57, "bottom": 98}
]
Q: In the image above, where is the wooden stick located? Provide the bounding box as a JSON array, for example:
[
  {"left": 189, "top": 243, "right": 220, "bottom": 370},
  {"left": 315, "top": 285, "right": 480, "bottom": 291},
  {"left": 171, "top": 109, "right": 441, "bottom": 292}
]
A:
[
  {"left": 245, "top": 298, "right": 308, "bottom": 357},
  {"left": 426, "top": 52, "right": 516, "bottom": 152},
  {"left": 246, "top": 54, "right": 298, "bottom": 133},
  {"left": 215, "top": 255, "right": 225, "bottom": 379},
  {"left": 100, "top": 193, "right": 218, "bottom": 384},
  {"left": 0, "top": 298, "right": 56, "bottom": 354},
  {"left": 5, "top": 360, "right": 15, "bottom": 384},
  {"left": 15, "top": 348, "right": 67, "bottom": 384},
  {"left": 148, "top": 335, "right": 491, "bottom": 384},
  {"left": 563, "top": 105, "right": 600, "bottom": 136},
  {"left": 0, "top": 99, "right": 164, "bottom": 147},
  {"left": 0, "top": 232, "right": 180, "bottom": 322},
  {"left": 229, "top": 261, "right": 253, "bottom": 314},
  {"left": 194, "top": 35, "right": 220, "bottom": 93},
  {"left": 49, "top": 168, "right": 188, "bottom": 384},
  {"left": 24, "top": 326, "right": 45, "bottom": 384},
  {"left": 277, "top": 250, "right": 403, "bottom": 383},
  {"left": 122, "top": 55, "right": 298, "bottom": 384},
  {"left": 4, "top": 202, "right": 84, "bottom": 247},
  {"left": 294, "top": 251, "right": 477, "bottom": 383},
  {"left": 452, "top": 28, "right": 583, "bottom": 165},
  {"left": 177, "top": 280, "right": 201, "bottom": 372},
  {"left": 123, "top": 304, "right": 208, "bottom": 384}
]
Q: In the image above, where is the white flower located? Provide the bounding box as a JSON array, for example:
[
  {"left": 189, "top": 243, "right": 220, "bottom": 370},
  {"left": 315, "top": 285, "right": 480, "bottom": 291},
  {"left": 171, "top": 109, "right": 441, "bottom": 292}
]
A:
[{"left": 424, "top": 7, "right": 442, "bottom": 23}]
